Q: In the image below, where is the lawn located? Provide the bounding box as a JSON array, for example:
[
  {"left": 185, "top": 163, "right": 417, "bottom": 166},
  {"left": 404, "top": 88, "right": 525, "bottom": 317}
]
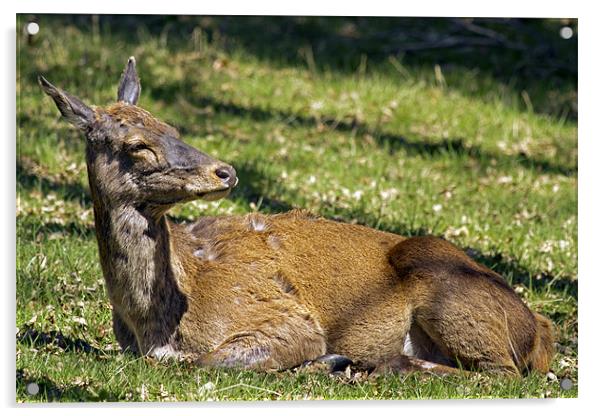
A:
[{"left": 16, "top": 15, "right": 577, "bottom": 401}]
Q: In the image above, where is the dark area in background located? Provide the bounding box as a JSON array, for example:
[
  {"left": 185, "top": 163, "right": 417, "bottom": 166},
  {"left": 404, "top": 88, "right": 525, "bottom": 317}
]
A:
[{"left": 24, "top": 15, "right": 577, "bottom": 120}]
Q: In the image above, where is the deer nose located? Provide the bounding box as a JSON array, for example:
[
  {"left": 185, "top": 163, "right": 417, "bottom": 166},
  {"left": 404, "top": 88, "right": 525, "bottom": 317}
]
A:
[{"left": 215, "top": 165, "right": 238, "bottom": 188}]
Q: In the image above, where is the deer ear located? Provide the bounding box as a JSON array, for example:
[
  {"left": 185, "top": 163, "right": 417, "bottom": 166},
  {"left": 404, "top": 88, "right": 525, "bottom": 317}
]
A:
[
  {"left": 117, "top": 56, "right": 141, "bottom": 105},
  {"left": 38, "top": 76, "right": 95, "bottom": 130}
]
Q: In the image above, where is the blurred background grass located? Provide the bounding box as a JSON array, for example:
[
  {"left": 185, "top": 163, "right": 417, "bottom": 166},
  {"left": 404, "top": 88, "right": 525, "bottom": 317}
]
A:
[{"left": 16, "top": 15, "right": 577, "bottom": 401}]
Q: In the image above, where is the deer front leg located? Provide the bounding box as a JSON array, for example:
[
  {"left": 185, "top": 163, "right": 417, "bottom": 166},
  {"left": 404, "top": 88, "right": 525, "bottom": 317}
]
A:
[
  {"left": 113, "top": 310, "right": 179, "bottom": 360},
  {"left": 112, "top": 310, "right": 139, "bottom": 355},
  {"left": 198, "top": 305, "right": 327, "bottom": 371}
]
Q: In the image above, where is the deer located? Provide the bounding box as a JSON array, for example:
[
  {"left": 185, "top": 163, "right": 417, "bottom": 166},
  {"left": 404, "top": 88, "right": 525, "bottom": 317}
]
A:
[{"left": 38, "top": 57, "right": 554, "bottom": 377}]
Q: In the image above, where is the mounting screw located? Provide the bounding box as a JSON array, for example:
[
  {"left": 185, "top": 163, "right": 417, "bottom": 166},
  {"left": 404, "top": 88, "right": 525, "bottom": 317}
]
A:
[
  {"left": 559, "top": 26, "right": 573, "bottom": 40},
  {"left": 26, "top": 22, "right": 39, "bottom": 36},
  {"left": 560, "top": 378, "right": 573, "bottom": 390},
  {"left": 26, "top": 382, "right": 39, "bottom": 395}
]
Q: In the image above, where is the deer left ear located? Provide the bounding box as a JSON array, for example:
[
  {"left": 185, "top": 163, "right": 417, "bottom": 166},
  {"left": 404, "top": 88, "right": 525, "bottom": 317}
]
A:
[
  {"left": 38, "top": 76, "right": 95, "bottom": 130},
  {"left": 117, "top": 56, "right": 141, "bottom": 105}
]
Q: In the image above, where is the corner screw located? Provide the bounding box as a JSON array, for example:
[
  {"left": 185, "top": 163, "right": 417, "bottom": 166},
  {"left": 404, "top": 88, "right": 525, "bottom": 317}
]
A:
[
  {"left": 560, "top": 378, "right": 573, "bottom": 391},
  {"left": 26, "top": 382, "right": 39, "bottom": 395}
]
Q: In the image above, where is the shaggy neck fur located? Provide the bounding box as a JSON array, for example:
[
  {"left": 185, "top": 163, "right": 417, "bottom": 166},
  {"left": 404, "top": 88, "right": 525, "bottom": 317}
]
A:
[{"left": 86, "top": 155, "right": 187, "bottom": 356}]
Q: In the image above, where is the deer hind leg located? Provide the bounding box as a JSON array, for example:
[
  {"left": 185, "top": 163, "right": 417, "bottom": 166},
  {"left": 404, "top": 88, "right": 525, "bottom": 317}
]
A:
[
  {"left": 388, "top": 236, "right": 531, "bottom": 375},
  {"left": 403, "top": 323, "right": 458, "bottom": 366},
  {"left": 367, "top": 323, "right": 458, "bottom": 376},
  {"left": 198, "top": 303, "right": 327, "bottom": 371},
  {"left": 372, "top": 355, "right": 461, "bottom": 376},
  {"left": 413, "top": 312, "right": 520, "bottom": 375},
  {"left": 396, "top": 289, "right": 523, "bottom": 375},
  {"left": 408, "top": 288, "right": 526, "bottom": 375},
  {"left": 370, "top": 315, "right": 517, "bottom": 376},
  {"left": 410, "top": 273, "right": 536, "bottom": 375}
]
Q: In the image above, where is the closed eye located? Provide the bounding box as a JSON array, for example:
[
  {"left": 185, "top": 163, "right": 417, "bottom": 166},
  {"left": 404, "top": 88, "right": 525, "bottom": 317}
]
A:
[
  {"left": 128, "top": 142, "right": 150, "bottom": 153},
  {"left": 128, "top": 143, "right": 160, "bottom": 166}
]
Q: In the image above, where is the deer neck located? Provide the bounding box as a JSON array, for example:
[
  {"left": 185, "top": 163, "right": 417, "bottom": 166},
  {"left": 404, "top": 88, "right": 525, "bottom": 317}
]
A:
[
  {"left": 94, "top": 200, "right": 169, "bottom": 313},
  {"left": 86, "top": 164, "right": 187, "bottom": 353}
]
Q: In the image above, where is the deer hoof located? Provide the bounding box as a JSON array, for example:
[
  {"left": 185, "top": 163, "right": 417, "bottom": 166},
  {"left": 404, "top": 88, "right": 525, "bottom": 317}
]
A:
[{"left": 312, "top": 354, "right": 353, "bottom": 373}]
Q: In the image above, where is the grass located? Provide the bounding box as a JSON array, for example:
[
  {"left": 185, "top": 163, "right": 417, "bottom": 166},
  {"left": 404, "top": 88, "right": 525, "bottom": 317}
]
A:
[{"left": 16, "top": 15, "right": 577, "bottom": 402}]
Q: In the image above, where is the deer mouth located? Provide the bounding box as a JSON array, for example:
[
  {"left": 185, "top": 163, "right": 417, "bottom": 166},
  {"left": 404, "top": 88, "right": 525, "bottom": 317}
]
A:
[
  {"left": 198, "top": 176, "right": 237, "bottom": 201},
  {"left": 199, "top": 188, "right": 232, "bottom": 201},
  {"left": 186, "top": 176, "right": 237, "bottom": 202}
]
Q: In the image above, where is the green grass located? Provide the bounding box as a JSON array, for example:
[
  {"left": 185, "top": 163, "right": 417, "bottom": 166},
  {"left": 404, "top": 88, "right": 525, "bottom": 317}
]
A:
[{"left": 16, "top": 15, "right": 577, "bottom": 401}]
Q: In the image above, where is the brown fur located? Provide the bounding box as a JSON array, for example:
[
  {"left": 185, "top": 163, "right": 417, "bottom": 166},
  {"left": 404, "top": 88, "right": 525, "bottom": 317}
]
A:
[{"left": 38, "top": 58, "right": 554, "bottom": 375}]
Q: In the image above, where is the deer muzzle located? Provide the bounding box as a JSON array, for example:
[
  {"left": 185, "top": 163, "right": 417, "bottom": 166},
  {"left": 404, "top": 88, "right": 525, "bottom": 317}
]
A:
[{"left": 162, "top": 135, "right": 238, "bottom": 191}]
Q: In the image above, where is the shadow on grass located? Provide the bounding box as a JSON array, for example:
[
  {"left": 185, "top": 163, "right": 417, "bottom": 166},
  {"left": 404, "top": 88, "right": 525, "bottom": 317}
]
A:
[
  {"left": 17, "top": 327, "right": 108, "bottom": 356},
  {"left": 30, "top": 221, "right": 96, "bottom": 239},
  {"left": 467, "top": 249, "right": 577, "bottom": 301},
  {"left": 229, "top": 164, "right": 296, "bottom": 213},
  {"left": 17, "top": 369, "right": 121, "bottom": 401},
  {"left": 150, "top": 84, "right": 577, "bottom": 177},
  {"left": 17, "top": 159, "right": 92, "bottom": 207},
  {"left": 22, "top": 15, "right": 576, "bottom": 119}
]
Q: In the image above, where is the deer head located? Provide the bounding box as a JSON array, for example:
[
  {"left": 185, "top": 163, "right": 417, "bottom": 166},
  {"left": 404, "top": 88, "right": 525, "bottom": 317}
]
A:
[{"left": 39, "top": 57, "right": 237, "bottom": 217}]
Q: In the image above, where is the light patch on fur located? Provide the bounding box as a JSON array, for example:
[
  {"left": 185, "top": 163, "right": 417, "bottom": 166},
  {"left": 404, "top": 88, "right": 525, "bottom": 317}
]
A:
[
  {"left": 247, "top": 214, "right": 268, "bottom": 232},
  {"left": 150, "top": 344, "right": 180, "bottom": 360},
  {"left": 193, "top": 245, "right": 219, "bottom": 261},
  {"left": 420, "top": 361, "right": 437, "bottom": 370},
  {"left": 204, "top": 248, "right": 218, "bottom": 261},
  {"left": 267, "top": 234, "right": 281, "bottom": 250},
  {"left": 273, "top": 272, "right": 297, "bottom": 295},
  {"left": 170, "top": 240, "right": 186, "bottom": 280},
  {"left": 403, "top": 333, "right": 416, "bottom": 356}
]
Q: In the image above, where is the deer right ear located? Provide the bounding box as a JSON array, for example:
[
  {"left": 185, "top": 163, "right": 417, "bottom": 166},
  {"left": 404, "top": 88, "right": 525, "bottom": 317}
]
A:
[
  {"left": 117, "top": 56, "right": 141, "bottom": 105},
  {"left": 38, "top": 76, "right": 95, "bottom": 130}
]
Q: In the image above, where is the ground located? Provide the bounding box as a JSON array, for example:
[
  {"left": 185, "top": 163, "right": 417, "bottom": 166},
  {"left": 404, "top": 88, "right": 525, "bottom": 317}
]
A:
[{"left": 16, "top": 15, "right": 577, "bottom": 401}]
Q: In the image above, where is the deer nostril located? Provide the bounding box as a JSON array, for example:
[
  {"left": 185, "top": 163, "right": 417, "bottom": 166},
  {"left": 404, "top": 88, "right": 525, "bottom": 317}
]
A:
[
  {"left": 215, "top": 166, "right": 237, "bottom": 187},
  {"left": 215, "top": 167, "right": 230, "bottom": 180}
]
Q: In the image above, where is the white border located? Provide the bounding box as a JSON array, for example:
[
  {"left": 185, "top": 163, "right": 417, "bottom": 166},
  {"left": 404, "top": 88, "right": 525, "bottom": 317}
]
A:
[
  {"left": 3, "top": 1, "right": 599, "bottom": 415},
  {"left": 7, "top": 0, "right": 583, "bottom": 17}
]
